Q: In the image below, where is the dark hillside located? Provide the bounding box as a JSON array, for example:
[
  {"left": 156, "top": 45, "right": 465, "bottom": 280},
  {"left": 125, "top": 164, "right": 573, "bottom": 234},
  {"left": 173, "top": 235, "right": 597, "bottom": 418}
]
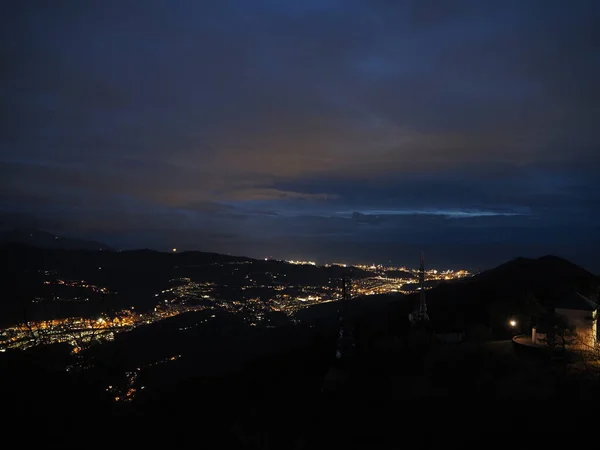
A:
[{"left": 415, "top": 255, "right": 598, "bottom": 336}]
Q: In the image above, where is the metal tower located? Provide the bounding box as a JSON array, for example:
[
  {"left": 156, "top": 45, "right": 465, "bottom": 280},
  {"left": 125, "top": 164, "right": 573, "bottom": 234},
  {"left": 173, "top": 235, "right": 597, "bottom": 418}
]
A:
[
  {"left": 335, "top": 272, "right": 353, "bottom": 359},
  {"left": 417, "top": 252, "right": 429, "bottom": 321},
  {"left": 341, "top": 273, "right": 351, "bottom": 302}
]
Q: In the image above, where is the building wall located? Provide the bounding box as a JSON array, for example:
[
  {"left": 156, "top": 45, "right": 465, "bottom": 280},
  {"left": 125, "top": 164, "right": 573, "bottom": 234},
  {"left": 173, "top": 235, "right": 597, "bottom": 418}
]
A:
[{"left": 593, "top": 310, "right": 598, "bottom": 345}]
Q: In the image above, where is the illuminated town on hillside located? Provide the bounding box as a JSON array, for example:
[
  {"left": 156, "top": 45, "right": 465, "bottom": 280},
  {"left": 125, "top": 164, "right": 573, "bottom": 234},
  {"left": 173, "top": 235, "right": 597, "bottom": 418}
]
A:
[{"left": 0, "top": 259, "right": 472, "bottom": 353}]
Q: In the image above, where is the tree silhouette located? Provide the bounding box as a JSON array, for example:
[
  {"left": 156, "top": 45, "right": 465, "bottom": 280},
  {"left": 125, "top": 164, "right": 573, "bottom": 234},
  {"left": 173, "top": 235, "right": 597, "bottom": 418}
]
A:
[{"left": 539, "top": 311, "right": 578, "bottom": 350}]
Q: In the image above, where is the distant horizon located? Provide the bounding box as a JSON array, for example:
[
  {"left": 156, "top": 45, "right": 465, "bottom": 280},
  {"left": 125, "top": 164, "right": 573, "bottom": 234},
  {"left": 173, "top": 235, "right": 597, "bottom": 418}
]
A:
[{"left": 3, "top": 226, "right": 598, "bottom": 275}]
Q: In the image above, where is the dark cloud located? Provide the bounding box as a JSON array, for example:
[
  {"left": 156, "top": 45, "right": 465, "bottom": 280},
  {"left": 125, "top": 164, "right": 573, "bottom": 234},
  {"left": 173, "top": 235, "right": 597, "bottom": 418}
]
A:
[{"left": 1, "top": 0, "right": 599, "bottom": 270}]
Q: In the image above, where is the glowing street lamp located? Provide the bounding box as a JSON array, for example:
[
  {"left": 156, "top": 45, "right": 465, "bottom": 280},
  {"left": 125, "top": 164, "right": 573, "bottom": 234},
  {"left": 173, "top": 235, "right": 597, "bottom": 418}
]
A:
[{"left": 509, "top": 319, "right": 517, "bottom": 328}]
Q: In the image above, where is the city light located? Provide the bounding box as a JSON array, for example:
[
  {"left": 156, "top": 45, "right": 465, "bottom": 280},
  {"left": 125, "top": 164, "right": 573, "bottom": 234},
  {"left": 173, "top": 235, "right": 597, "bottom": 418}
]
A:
[
  {"left": 286, "top": 260, "right": 316, "bottom": 266},
  {"left": 0, "top": 261, "right": 473, "bottom": 354},
  {"left": 509, "top": 320, "right": 517, "bottom": 327}
]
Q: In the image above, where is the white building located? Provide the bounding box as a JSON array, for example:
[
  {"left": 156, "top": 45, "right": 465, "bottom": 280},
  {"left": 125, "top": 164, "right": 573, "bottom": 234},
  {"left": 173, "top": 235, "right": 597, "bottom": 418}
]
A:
[{"left": 532, "top": 292, "right": 598, "bottom": 349}]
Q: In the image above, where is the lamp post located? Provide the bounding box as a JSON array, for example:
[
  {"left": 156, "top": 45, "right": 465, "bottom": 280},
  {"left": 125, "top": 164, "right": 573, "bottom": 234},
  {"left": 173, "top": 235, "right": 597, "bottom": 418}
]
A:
[{"left": 509, "top": 318, "right": 520, "bottom": 337}]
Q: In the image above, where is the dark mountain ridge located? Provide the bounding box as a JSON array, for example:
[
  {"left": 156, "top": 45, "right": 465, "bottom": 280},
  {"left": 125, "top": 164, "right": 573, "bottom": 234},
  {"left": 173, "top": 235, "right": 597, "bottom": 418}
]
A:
[
  {"left": 473, "top": 254, "right": 594, "bottom": 286},
  {"left": 0, "top": 228, "right": 114, "bottom": 251},
  {"left": 420, "top": 254, "right": 598, "bottom": 335}
]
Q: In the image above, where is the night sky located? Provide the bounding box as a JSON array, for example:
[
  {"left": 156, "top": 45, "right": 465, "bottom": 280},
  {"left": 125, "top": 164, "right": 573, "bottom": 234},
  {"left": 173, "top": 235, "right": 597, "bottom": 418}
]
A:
[{"left": 2, "top": 1, "right": 599, "bottom": 270}]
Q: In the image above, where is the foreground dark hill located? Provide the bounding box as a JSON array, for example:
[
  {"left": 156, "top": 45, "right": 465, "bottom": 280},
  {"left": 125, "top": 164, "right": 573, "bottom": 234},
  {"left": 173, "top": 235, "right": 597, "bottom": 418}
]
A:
[
  {"left": 419, "top": 255, "right": 598, "bottom": 336},
  {"left": 295, "top": 293, "right": 409, "bottom": 344}
]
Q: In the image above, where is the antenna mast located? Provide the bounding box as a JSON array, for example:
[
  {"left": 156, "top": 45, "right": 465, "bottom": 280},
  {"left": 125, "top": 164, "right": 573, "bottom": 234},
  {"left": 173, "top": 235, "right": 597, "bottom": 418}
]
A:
[{"left": 418, "top": 252, "right": 429, "bottom": 321}]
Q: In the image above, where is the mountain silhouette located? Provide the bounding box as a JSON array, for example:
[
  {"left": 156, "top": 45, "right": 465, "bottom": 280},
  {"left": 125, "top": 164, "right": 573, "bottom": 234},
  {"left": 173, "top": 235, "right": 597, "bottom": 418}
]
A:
[
  {"left": 473, "top": 255, "right": 594, "bottom": 287},
  {"left": 0, "top": 228, "right": 114, "bottom": 251},
  {"left": 420, "top": 255, "right": 598, "bottom": 334}
]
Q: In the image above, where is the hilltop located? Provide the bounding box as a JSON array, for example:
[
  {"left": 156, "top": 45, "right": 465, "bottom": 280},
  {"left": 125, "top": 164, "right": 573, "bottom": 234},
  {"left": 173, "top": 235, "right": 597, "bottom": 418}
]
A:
[
  {"left": 473, "top": 254, "right": 594, "bottom": 288},
  {"left": 419, "top": 255, "right": 598, "bottom": 335}
]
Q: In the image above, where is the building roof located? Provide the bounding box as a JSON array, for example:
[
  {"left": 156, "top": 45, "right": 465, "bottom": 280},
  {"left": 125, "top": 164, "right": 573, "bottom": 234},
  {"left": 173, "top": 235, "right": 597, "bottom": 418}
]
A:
[{"left": 555, "top": 292, "right": 598, "bottom": 311}]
